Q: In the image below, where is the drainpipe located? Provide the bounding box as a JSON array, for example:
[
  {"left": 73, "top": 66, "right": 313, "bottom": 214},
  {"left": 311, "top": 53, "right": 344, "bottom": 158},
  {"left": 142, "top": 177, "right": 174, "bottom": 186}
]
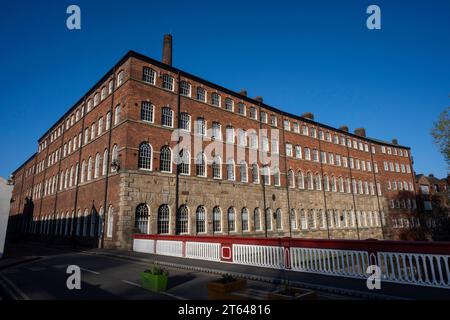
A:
[
  {"left": 369, "top": 143, "right": 385, "bottom": 239},
  {"left": 100, "top": 68, "right": 117, "bottom": 249},
  {"left": 317, "top": 128, "right": 331, "bottom": 239},
  {"left": 346, "top": 141, "right": 361, "bottom": 240}
]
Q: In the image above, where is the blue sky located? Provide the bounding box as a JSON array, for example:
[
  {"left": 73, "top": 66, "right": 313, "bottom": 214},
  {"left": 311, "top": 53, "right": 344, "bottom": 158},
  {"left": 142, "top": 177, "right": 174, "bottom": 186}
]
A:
[{"left": 0, "top": 0, "right": 449, "bottom": 179}]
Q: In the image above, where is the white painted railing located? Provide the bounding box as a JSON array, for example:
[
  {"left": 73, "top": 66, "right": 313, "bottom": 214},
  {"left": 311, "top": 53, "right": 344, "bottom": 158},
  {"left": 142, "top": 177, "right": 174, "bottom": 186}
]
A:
[
  {"left": 133, "top": 239, "right": 155, "bottom": 254},
  {"left": 133, "top": 235, "right": 450, "bottom": 289},
  {"left": 290, "top": 247, "right": 368, "bottom": 278},
  {"left": 155, "top": 240, "right": 183, "bottom": 257},
  {"left": 186, "top": 242, "right": 220, "bottom": 262},
  {"left": 378, "top": 252, "right": 450, "bottom": 288},
  {"left": 233, "top": 244, "right": 284, "bottom": 269}
]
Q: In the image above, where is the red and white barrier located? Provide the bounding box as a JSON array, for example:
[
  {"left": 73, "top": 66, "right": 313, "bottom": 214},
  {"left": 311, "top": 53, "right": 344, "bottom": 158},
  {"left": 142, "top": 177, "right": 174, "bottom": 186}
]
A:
[{"left": 133, "top": 234, "right": 450, "bottom": 289}]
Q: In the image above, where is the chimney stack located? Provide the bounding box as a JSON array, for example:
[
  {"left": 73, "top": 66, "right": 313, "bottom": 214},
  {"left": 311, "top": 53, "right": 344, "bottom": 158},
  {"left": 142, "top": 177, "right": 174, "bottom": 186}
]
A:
[
  {"left": 339, "top": 125, "right": 349, "bottom": 132},
  {"left": 255, "top": 96, "right": 263, "bottom": 103},
  {"left": 239, "top": 89, "right": 247, "bottom": 97},
  {"left": 354, "top": 128, "right": 366, "bottom": 137},
  {"left": 302, "top": 112, "right": 314, "bottom": 120},
  {"left": 162, "top": 34, "right": 172, "bottom": 66},
  {"left": 392, "top": 138, "right": 398, "bottom": 145}
]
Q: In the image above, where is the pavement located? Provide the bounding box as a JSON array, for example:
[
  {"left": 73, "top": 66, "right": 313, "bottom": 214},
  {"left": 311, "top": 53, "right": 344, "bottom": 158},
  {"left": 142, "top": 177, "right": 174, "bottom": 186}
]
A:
[{"left": 0, "top": 241, "right": 449, "bottom": 300}]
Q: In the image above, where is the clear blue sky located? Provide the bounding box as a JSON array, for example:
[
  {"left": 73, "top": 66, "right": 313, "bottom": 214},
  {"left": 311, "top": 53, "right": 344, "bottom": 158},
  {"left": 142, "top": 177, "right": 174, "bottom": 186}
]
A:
[{"left": 0, "top": 0, "right": 449, "bottom": 179}]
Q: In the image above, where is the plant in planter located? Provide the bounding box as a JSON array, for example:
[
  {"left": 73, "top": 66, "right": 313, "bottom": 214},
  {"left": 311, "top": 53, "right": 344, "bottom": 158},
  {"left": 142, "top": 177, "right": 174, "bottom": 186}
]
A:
[
  {"left": 207, "top": 274, "right": 247, "bottom": 300},
  {"left": 268, "top": 283, "right": 317, "bottom": 300},
  {"left": 140, "top": 264, "right": 169, "bottom": 292}
]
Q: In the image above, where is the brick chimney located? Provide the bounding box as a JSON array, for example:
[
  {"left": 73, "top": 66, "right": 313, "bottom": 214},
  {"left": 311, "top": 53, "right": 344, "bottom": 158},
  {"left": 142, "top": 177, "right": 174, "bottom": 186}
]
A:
[
  {"left": 162, "top": 34, "right": 172, "bottom": 66},
  {"left": 354, "top": 127, "right": 366, "bottom": 137},
  {"left": 239, "top": 90, "right": 247, "bottom": 96},
  {"left": 255, "top": 96, "right": 263, "bottom": 103},
  {"left": 392, "top": 138, "right": 398, "bottom": 145},
  {"left": 302, "top": 112, "right": 314, "bottom": 120},
  {"left": 339, "top": 125, "right": 349, "bottom": 132}
]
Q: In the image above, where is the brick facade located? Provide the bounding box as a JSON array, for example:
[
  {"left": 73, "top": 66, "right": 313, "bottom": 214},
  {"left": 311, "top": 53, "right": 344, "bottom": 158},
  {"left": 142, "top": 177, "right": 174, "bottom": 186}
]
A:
[{"left": 8, "top": 38, "right": 418, "bottom": 250}]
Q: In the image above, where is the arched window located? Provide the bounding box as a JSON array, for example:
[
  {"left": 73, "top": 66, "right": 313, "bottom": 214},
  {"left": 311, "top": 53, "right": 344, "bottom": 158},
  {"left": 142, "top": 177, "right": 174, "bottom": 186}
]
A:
[
  {"left": 242, "top": 208, "right": 249, "bottom": 232},
  {"left": 138, "top": 143, "right": 152, "bottom": 170},
  {"left": 112, "top": 144, "right": 119, "bottom": 163},
  {"left": 107, "top": 206, "right": 114, "bottom": 238},
  {"left": 240, "top": 161, "right": 248, "bottom": 183},
  {"left": 319, "top": 210, "right": 326, "bottom": 229},
  {"left": 94, "top": 153, "right": 100, "bottom": 178},
  {"left": 180, "top": 112, "right": 191, "bottom": 131},
  {"left": 301, "top": 209, "right": 308, "bottom": 230},
  {"left": 307, "top": 172, "right": 314, "bottom": 190},
  {"left": 178, "top": 149, "right": 190, "bottom": 175},
  {"left": 90, "top": 207, "right": 97, "bottom": 237},
  {"left": 342, "top": 209, "right": 348, "bottom": 228},
  {"left": 211, "top": 92, "right": 221, "bottom": 107},
  {"left": 82, "top": 209, "right": 89, "bottom": 236},
  {"left": 323, "top": 175, "right": 329, "bottom": 191},
  {"left": 213, "top": 206, "right": 221, "bottom": 232},
  {"left": 338, "top": 177, "right": 344, "bottom": 192},
  {"left": 69, "top": 166, "right": 74, "bottom": 187},
  {"left": 196, "top": 152, "right": 206, "bottom": 177},
  {"left": 212, "top": 156, "right": 221, "bottom": 179},
  {"left": 87, "top": 157, "right": 93, "bottom": 181},
  {"left": 196, "top": 206, "right": 206, "bottom": 233},
  {"left": 331, "top": 176, "right": 337, "bottom": 192},
  {"left": 114, "top": 105, "right": 121, "bottom": 125},
  {"left": 254, "top": 208, "right": 261, "bottom": 231},
  {"left": 157, "top": 204, "right": 170, "bottom": 234},
  {"left": 252, "top": 163, "right": 259, "bottom": 184},
  {"left": 275, "top": 209, "right": 282, "bottom": 230},
  {"left": 161, "top": 107, "right": 173, "bottom": 127},
  {"left": 135, "top": 204, "right": 149, "bottom": 234},
  {"left": 196, "top": 87, "right": 206, "bottom": 102},
  {"left": 76, "top": 210, "right": 82, "bottom": 236},
  {"left": 288, "top": 170, "right": 295, "bottom": 188},
  {"left": 309, "top": 210, "right": 317, "bottom": 229},
  {"left": 298, "top": 171, "right": 305, "bottom": 189},
  {"left": 80, "top": 160, "right": 86, "bottom": 183},
  {"left": 176, "top": 205, "right": 189, "bottom": 234},
  {"left": 226, "top": 159, "right": 235, "bottom": 181},
  {"left": 265, "top": 209, "right": 272, "bottom": 231},
  {"left": 315, "top": 174, "right": 322, "bottom": 190},
  {"left": 160, "top": 146, "right": 172, "bottom": 173},
  {"left": 102, "top": 149, "right": 108, "bottom": 175},
  {"left": 162, "top": 74, "right": 174, "bottom": 91},
  {"left": 290, "top": 209, "right": 297, "bottom": 230},
  {"left": 180, "top": 81, "right": 191, "bottom": 97},
  {"left": 141, "top": 101, "right": 154, "bottom": 122},
  {"left": 227, "top": 207, "right": 235, "bottom": 232}
]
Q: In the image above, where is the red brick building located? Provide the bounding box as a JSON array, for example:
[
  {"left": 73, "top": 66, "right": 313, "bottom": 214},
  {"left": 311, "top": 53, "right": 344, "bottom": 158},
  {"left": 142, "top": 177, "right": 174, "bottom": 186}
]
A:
[{"left": 8, "top": 35, "right": 418, "bottom": 250}]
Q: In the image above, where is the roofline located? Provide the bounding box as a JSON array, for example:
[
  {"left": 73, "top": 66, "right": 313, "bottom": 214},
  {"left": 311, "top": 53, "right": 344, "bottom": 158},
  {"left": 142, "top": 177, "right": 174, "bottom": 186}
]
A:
[
  {"left": 37, "top": 50, "right": 411, "bottom": 150},
  {"left": 12, "top": 152, "right": 37, "bottom": 175}
]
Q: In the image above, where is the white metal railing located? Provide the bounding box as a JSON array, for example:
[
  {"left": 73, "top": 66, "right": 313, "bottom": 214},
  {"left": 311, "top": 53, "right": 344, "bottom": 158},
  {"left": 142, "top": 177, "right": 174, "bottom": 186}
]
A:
[
  {"left": 185, "top": 241, "right": 220, "bottom": 262},
  {"left": 233, "top": 244, "right": 284, "bottom": 269},
  {"left": 290, "top": 247, "right": 369, "bottom": 278},
  {"left": 155, "top": 240, "right": 183, "bottom": 257},
  {"left": 133, "top": 236, "right": 450, "bottom": 289},
  {"left": 133, "top": 239, "right": 155, "bottom": 254},
  {"left": 378, "top": 252, "right": 450, "bottom": 288}
]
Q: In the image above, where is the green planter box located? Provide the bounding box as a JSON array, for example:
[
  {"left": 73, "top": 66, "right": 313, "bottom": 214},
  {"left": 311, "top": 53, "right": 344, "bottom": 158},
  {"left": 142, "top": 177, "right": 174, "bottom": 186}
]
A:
[{"left": 140, "top": 272, "right": 168, "bottom": 292}]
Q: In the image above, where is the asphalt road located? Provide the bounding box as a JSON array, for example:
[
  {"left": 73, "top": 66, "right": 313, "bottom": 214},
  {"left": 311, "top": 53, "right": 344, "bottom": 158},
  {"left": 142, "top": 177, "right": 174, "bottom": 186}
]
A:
[{"left": 0, "top": 242, "right": 288, "bottom": 300}]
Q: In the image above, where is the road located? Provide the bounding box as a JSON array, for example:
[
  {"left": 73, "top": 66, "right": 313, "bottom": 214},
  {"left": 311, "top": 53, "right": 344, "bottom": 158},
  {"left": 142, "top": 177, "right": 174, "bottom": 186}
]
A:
[{"left": 0, "top": 242, "right": 309, "bottom": 300}]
